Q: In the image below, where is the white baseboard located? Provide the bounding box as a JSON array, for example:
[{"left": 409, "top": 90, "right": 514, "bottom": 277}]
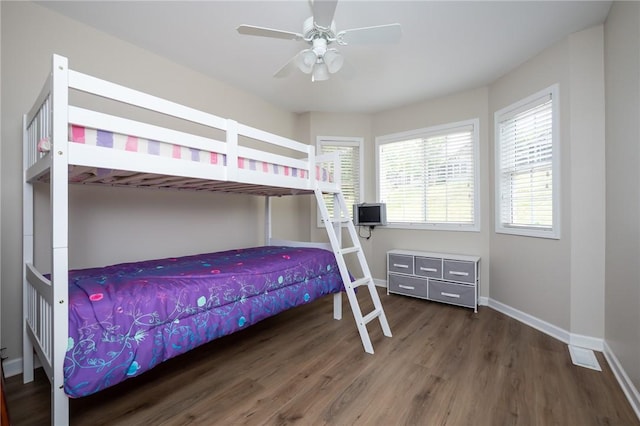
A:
[
  {"left": 488, "top": 297, "right": 639, "bottom": 422},
  {"left": 374, "top": 278, "right": 387, "bottom": 288},
  {"left": 2, "top": 355, "right": 41, "bottom": 379},
  {"left": 570, "top": 333, "right": 604, "bottom": 351},
  {"left": 603, "top": 341, "right": 640, "bottom": 421},
  {"left": 487, "top": 298, "right": 604, "bottom": 352},
  {"left": 487, "top": 297, "right": 572, "bottom": 345}
]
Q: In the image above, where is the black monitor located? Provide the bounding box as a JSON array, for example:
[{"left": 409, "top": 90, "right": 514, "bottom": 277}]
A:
[{"left": 353, "top": 203, "right": 387, "bottom": 227}]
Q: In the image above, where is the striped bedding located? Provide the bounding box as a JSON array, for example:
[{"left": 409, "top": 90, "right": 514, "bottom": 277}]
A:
[{"left": 68, "top": 125, "right": 332, "bottom": 182}]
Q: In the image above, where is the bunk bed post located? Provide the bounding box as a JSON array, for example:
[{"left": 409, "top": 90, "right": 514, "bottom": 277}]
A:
[
  {"left": 307, "top": 144, "right": 316, "bottom": 191},
  {"left": 329, "top": 152, "right": 343, "bottom": 320},
  {"left": 22, "top": 116, "right": 35, "bottom": 384},
  {"left": 332, "top": 190, "right": 343, "bottom": 320},
  {"left": 226, "top": 119, "right": 238, "bottom": 182},
  {"left": 265, "top": 196, "right": 272, "bottom": 245},
  {"left": 50, "top": 54, "right": 70, "bottom": 426}
]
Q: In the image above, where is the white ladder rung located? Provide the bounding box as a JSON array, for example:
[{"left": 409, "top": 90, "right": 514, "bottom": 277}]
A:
[
  {"left": 332, "top": 218, "right": 351, "bottom": 223},
  {"left": 362, "top": 309, "right": 382, "bottom": 325},
  {"left": 350, "top": 277, "right": 370, "bottom": 288},
  {"left": 340, "top": 246, "right": 360, "bottom": 255}
]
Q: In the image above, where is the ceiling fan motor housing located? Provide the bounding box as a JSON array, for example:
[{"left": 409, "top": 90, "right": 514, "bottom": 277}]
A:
[{"left": 303, "top": 16, "right": 336, "bottom": 43}]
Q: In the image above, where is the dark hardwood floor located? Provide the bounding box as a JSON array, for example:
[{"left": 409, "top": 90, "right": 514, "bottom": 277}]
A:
[{"left": 5, "top": 289, "right": 639, "bottom": 425}]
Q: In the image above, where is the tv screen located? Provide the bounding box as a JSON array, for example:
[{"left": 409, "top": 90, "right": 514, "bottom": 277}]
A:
[{"left": 353, "top": 203, "right": 387, "bottom": 226}]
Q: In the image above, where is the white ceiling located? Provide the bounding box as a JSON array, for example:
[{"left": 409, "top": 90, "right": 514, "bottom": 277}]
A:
[{"left": 39, "top": 1, "right": 612, "bottom": 114}]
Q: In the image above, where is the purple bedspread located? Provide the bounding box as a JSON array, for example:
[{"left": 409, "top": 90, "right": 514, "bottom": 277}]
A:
[{"left": 64, "top": 246, "right": 344, "bottom": 398}]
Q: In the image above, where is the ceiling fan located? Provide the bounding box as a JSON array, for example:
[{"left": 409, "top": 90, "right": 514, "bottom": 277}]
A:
[{"left": 236, "top": 0, "right": 402, "bottom": 82}]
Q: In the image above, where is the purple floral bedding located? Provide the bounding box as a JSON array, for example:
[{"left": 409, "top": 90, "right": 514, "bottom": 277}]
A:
[{"left": 64, "top": 246, "right": 344, "bottom": 398}]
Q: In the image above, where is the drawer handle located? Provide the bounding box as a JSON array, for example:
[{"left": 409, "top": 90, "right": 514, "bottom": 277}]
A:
[
  {"left": 419, "top": 267, "right": 438, "bottom": 272},
  {"left": 441, "top": 292, "right": 460, "bottom": 299},
  {"left": 399, "top": 284, "right": 415, "bottom": 290},
  {"left": 393, "top": 264, "right": 409, "bottom": 269},
  {"left": 449, "top": 271, "right": 469, "bottom": 277}
]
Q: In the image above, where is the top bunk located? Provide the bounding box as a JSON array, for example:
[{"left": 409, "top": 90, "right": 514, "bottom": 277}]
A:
[{"left": 23, "top": 55, "right": 341, "bottom": 197}]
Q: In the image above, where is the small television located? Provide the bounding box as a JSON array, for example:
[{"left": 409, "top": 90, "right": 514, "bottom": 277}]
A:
[{"left": 353, "top": 203, "right": 387, "bottom": 227}]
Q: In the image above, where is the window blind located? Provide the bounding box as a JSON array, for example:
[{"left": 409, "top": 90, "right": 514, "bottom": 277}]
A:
[
  {"left": 378, "top": 123, "right": 476, "bottom": 227},
  {"left": 318, "top": 141, "right": 361, "bottom": 219},
  {"left": 497, "top": 94, "right": 553, "bottom": 231}
]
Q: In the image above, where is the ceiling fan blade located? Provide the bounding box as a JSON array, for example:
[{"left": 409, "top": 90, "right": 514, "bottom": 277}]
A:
[
  {"left": 337, "top": 23, "right": 402, "bottom": 45},
  {"left": 312, "top": 0, "right": 338, "bottom": 28},
  {"left": 274, "top": 55, "right": 299, "bottom": 78},
  {"left": 237, "top": 25, "right": 303, "bottom": 41},
  {"left": 275, "top": 49, "right": 318, "bottom": 78}
]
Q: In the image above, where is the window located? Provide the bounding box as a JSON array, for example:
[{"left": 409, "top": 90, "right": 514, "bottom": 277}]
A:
[
  {"left": 495, "top": 84, "right": 559, "bottom": 239},
  {"left": 317, "top": 136, "right": 363, "bottom": 225},
  {"left": 376, "top": 119, "right": 479, "bottom": 230}
]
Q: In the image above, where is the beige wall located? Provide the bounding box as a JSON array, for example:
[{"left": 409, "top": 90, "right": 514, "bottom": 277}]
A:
[
  {"left": 604, "top": 1, "right": 640, "bottom": 394},
  {"left": 488, "top": 27, "right": 606, "bottom": 335},
  {"left": 369, "top": 88, "right": 491, "bottom": 293},
  {"left": 1, "top": 2, "right": 300, "bottom": 361},
  {"left": 489, "top": 40, "right": 571, "bottom": 330},
  {"left": 569, "top": 26, "right": 606, "bottom": 340},
  {"left": 489, "top": 38, "right": 572, "bottom": 330}
]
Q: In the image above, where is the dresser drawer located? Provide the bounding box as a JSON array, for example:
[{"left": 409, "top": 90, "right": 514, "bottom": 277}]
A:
[
  {"left": 388, "top": 274, "right": 428, "bottom": 298},
  {"left": 443, "top": 260, "right": 476, "bottom": 284},
  {"left": 388, "top": 254, "right": 414, "bottom": 275},
  {"left": 415, "top": 256, "right": 442, "bottom": 278},
  {"left": 428, "top": 279, "right": 475, "bottom": 308}
]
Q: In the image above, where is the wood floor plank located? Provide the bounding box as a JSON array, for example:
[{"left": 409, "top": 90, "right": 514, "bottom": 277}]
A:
[{"left": 5, "top": 289, "right": 639, "bottom": 425}]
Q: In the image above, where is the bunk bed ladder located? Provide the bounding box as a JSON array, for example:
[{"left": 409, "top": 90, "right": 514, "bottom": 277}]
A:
[{"left": 314, "top": 188, "right": 392, "bottom": 354}]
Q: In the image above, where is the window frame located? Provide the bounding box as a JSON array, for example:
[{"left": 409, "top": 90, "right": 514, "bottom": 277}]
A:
[
  {"left": 316, "top": 136, "right": 364, "bottom": 228},
  {"left": 375, "top": 119, "right": 480, "bottom": 231},
  {"left": 494, "top": 84, "right": 561, "bottom": 239}
]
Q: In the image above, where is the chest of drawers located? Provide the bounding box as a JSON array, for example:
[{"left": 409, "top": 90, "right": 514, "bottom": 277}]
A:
[{"left": 387, "top": 249, "right": 480, "bottom": 312}]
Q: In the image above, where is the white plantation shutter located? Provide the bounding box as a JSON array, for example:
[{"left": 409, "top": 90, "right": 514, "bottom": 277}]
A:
[
  {"left": 377, "top": 120, "right": 478, "bottom": 229},
  {"left": 317, "top": 138, "right": 363, "bottom": 222},
  {"left": 495, "top": 85, "right": 559, "bottom": 238}
]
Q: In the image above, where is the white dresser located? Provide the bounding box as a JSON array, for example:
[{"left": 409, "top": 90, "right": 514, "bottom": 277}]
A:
[{"left": 387, "top": 249, "right": 480, "bottom": 312}]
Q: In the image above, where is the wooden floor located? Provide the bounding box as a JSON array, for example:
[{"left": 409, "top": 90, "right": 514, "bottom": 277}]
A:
[{"left": 5, "top": 289, "right": 639, "bottom": 425}]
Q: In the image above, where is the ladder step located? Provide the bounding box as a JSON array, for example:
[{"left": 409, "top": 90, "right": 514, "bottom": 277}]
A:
[
  {"left": 350, "top": 277, "right": 371, "bottom": 288},
  {"left": 362, "top": 308, "right": 382, "bottom": 325},
  {"left": 323, "top": 218, "right": 350, "bottom": 224},
  {"left": 340, "top": 246, "right": 360, "bottom": 255}
]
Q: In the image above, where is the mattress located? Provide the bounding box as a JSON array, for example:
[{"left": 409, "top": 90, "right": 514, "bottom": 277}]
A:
[
  {"left": 64, "top": 246, "right": 344, "bottom": 397},
  {"left": 68, "top": 125, "right": 332, "bottom": 183}
]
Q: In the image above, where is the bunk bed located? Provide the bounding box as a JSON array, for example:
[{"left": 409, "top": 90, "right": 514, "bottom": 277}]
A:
[{"left": 22, "top": 54, "right": 391, "bottom": 425}]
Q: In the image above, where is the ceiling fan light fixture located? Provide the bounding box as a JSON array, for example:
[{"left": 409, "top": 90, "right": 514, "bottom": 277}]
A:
[
  {"left": 312, "top": 62, "right": 329, "bottom": 82},
  {"left": 297, "top": 49, "right": 317, "bottom": 73},
  {"left": 237, "top": 0, "right": 403, "bottom": 81},
  {"left": 323, "top": 49, "right": 344, "bottom": 73}
]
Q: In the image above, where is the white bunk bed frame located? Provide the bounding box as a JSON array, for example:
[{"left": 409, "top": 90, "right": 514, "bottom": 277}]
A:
[{"left": 22, "top": 54, "right": 391, "bottom": 425}]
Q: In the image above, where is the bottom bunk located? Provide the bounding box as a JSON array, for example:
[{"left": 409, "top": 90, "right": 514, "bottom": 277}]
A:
[{"left": 58, "top": 245, "right": 344, "bottom": 398}]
